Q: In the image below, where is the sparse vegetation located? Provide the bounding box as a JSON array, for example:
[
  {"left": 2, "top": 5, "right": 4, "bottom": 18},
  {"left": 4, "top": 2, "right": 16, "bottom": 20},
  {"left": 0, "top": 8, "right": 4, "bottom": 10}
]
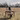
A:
[{"left": 17, "top": 18, "right": 19, "bottom": 20}]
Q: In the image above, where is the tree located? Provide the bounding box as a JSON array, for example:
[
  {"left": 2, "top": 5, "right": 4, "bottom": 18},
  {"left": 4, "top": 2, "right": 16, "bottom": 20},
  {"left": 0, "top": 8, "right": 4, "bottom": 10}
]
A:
[
  {"left": 15, "top": 3, "right": 19, "bottom": 7},
  {"left": 9, "top": 5, "right": 14, "bottom": 7},
  {"left": 0, "top": 2, "right": 8, "bottom": 8}
]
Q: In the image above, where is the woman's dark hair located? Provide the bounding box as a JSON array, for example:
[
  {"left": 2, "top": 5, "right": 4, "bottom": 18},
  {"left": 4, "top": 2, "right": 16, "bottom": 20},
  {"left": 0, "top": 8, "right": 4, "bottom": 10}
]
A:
[{"left": 9, "top": 7, "right": 11, "bottom": 10}]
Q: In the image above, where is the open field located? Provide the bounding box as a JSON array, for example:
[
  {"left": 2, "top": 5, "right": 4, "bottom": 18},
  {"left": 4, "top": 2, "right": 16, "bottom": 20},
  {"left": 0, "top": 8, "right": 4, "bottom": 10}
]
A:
[{"left": 0, "top": 8, "right": 20, "bottom": 20}]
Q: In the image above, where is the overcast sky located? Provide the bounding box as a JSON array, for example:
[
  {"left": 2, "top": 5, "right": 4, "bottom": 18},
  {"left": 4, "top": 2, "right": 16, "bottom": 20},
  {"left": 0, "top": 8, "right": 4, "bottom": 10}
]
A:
[{"left": 0, "top": 0, "right": 20, "bottom": 6}]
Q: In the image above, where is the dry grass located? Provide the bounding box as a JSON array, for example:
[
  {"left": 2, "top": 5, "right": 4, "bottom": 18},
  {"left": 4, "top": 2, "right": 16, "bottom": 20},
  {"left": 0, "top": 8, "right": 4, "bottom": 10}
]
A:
[
  {"left": 0, "top": 8, "right": 20, "bottom": 20},
  {"left": 10, "top": 12, "right": 20, "bottom": 20}
]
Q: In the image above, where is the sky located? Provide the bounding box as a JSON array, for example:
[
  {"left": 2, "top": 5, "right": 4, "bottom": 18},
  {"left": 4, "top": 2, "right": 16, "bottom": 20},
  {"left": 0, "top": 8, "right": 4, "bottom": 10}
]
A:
[{"left": 0, "top": 0, "right": 20, "bottom": 6}]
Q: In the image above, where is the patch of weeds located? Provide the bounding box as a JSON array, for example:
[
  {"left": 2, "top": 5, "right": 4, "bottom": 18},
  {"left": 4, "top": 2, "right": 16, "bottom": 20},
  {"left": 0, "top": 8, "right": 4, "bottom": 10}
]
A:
[{"left": 17, "top": 18, "right": 19, "bottom": 20}]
